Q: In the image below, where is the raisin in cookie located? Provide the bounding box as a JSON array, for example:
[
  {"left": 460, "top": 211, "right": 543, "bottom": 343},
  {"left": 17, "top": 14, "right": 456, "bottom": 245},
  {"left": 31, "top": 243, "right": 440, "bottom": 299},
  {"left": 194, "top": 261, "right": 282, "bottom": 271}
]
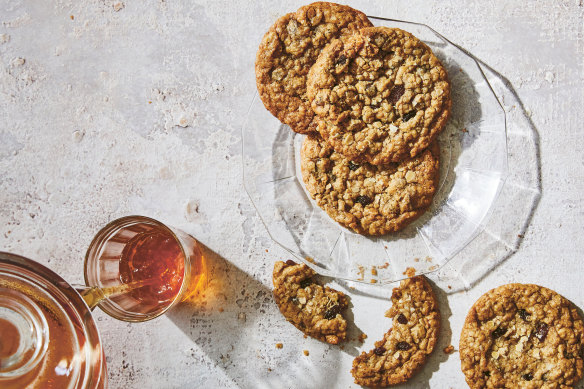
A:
[
  {"left": 460, "top": 283, "right": 584, "bottom": 389},
  {"left": 307, "top": 26, "right": 451, "bottom": 163},
  {"left": 300, "top": 133, "right": 439, "bottom": 235},
  {"left": 352, "top": 273, "right": 441, "bottom": 387},
  {"left": 255, "top": 2, "right": 372, "bottom": 134},
  {"left": 273, "top": 260, "right": 348, "bottom": 344}
]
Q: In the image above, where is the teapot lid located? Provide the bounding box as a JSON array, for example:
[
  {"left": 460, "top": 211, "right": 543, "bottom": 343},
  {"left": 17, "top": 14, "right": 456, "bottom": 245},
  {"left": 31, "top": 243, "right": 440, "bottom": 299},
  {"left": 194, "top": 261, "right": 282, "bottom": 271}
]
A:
[{"left": 0, "top": 252, "right": 106, "bottom": 389}]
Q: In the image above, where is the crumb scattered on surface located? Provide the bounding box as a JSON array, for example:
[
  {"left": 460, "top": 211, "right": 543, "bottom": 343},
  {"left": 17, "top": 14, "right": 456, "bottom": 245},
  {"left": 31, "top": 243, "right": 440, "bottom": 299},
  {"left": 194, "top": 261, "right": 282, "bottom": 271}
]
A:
[
  {"left": 403, "top": 267, "right": 416, "bottom": 277},
  {"left": 378, "top": 262, "right": 390, "bottom": 269},
  {"left": 371, "top": 267, "right": 378, "bottom": 276},
  {"left": 303, "top": 350, "right": 309, "bottom": 356},
  {"left": 448, "top": 285, "right": 452, "bottom": 289},
  {"left": 443, "top": 345, "right": 455, "bottom": 354},
  {"left": 275, "top": 343, "right": 283, "bottom": 349},
  {"left": 414, "top": 258, "right": 420, "bottom": 262},
  {"left": 370, "top": 279, "right": 377, "bottom": 284},
  {"left": 358, "top": 333, "right": 368, "bottom": 343},
  {"left": 113, "top": 2, "right": 125, "bottom": 11}
]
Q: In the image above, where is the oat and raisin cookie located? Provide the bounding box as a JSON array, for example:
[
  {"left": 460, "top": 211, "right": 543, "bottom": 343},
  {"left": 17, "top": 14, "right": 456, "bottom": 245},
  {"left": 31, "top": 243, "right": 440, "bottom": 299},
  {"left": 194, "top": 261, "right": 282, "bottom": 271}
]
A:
[
  {"left": 352, "top": 271, "right": 441, "bottom": 387},
  {"left": 255, "top": 2, "right": 372, "bottom": 134},
  {"left": 300, "top": 133, "right": 439, "bottom": 235},
  {"left": 272, "top": 260, "right": 348, "bottom": 344},
  {"left": 460, "top": 283, "right": 584, "bottom": 389},
  {"left": 307, "top": 26, "right": 451, "bottom": 163}
]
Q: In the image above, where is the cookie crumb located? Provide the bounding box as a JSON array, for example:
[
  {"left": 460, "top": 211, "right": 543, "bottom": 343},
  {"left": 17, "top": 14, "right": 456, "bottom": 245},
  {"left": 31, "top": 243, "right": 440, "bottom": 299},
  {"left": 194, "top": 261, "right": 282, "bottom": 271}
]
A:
[
  {"left": 113, "top": 2, "right": 125, "bottom": 11},
  {"left": 378, "top": 262, "right": 390, "bottom": 269},
  {"left": 303, "top": 350, "right": 309, "bottom": 356},
  {"left": 370, "top": 279, "right": 377, "bottom": 284},
  {"left": 358, "top": 333, "right": 368, "bottom": 343},
  {"left": 371, "top": 267, "right": 378, "bottom": 276},
  {"left": 517, "top": 234, "right": 524, "bottom": 238},
  {"left": 403, "top": 267, "right": 416, "bottom": 277},
  {"left": 448, "top": 285, "right": 452, "bottom": 290},
  {"left": 443, "top": 345, "right": 455, "bottom": 354},
  {"left": 70, "top": 15, "right": 74, "bottom": 20},
  {"left": 275, "top": 343, "right": 283, "bottom": 349}
]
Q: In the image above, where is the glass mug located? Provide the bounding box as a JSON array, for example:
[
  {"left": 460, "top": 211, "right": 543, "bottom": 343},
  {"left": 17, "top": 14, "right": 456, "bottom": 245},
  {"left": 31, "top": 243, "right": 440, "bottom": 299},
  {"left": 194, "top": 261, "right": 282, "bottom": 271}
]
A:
[{"left": 81, "top": 215, "right": 207, "bottom": 322}]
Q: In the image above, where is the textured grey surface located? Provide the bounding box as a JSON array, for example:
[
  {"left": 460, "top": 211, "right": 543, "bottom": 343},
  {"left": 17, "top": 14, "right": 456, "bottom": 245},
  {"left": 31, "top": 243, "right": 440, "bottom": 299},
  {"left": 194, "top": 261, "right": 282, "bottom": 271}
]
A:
[{"left": 1, "top": 1, "right": 583, "bottom": 388}]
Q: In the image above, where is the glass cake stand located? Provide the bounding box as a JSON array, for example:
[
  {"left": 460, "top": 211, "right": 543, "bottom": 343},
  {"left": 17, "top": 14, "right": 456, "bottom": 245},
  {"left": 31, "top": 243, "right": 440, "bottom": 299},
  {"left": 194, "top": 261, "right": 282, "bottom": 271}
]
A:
[{"left": 242, "top": 17, "right": 540, "bottom": 290}]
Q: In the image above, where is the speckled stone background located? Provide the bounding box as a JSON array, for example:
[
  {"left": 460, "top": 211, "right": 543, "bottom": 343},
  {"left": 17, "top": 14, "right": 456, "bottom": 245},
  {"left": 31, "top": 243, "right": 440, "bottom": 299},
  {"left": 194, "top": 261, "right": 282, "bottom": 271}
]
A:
[{"left": 1, "top": 1, "right": 583, "bottom": 388}]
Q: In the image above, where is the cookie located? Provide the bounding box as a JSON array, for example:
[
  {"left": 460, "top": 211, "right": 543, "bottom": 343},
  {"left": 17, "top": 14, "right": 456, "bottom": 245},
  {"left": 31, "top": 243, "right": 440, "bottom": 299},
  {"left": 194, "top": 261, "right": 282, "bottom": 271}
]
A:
[
  {"left": 307, "top": 26, "right": 451, "bottom": 163},
  {"left": 300, "top": 133, "right": 439, "bottom": 235},
  {"left": 272, "top": 260, "right": 348, "bottom": 344},
  {"left": 255, "top": 2, "right": 372, "bottom": 134},
  {"left": 460, "top": 283, "right": 584, "bottom": 389},
  {"left": 352, "top": 272, "right": 441, "bottom": 387}
]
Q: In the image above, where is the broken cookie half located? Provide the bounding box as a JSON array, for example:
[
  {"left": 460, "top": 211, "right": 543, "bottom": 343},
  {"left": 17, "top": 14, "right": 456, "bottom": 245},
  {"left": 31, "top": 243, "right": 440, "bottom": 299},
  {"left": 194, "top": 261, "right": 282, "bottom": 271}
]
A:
[
  {"left": 352, "top": 272, "right": 440, "bottom": 387},
  {"left": 272, "top": 260, "right": 348, "bottom": 344}
]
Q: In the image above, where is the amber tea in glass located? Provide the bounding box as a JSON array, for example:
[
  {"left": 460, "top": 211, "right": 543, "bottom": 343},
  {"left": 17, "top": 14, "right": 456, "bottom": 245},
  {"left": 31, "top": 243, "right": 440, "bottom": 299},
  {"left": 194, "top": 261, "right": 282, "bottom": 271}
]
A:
[{"left": 83, "top": 216, "right": 206, "bottom": 322}]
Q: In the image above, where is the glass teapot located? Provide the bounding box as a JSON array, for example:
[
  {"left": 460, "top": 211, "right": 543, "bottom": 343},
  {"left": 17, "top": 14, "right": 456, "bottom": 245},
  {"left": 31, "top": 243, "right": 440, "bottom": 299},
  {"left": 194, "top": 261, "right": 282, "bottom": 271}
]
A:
[{"left": 0, "top": 251, "right": 107, "bottom": 389}]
